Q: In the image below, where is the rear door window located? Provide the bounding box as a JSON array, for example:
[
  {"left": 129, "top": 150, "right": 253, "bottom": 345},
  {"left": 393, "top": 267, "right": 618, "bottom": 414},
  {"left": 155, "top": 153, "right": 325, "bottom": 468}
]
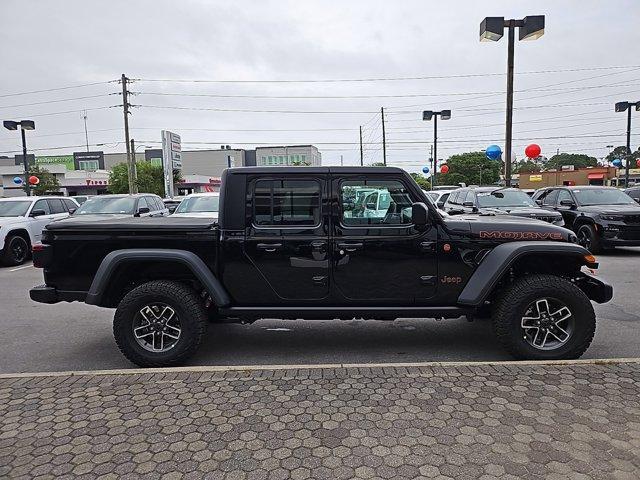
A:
[
  {"left": 542, "top": 189, "right": 559, "bottom": 206},
  {"left": 340, "top": 179, "right": 414, "bottom": 226},
  {"left": 47, "top": 198, "right": 66, "bottom": 214},
  {"left": 62, "top": 199, "right": 77, "bottom": 211},
  {"left": 253, "top": 179, "right": 321, "bottom": 227}
]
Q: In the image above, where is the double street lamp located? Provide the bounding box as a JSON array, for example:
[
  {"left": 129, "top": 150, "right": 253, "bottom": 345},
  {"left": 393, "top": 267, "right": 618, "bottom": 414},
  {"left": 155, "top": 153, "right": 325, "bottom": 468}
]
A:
[
  {"left": 615, "top": 101, "right": 640, "bottom": 187},
  {"left": 3, "top": 120, "right": 36, "bottom": 196},
  {"left": 422, "top": 110, "right": 451, "bottom": 189},
  {"left": 480, "top": 15, "right": 545, "bottom": 187}
]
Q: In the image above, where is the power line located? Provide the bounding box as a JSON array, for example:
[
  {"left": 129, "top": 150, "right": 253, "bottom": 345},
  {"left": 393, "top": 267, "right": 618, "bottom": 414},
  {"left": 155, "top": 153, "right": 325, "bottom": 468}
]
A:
[
  {"left": 0, "top": 80, "right": 118, "bottom": 98},
  {"left": 136, "top": 104, "right": 378, "bottom": 114},
  {"left": 0, "top": 93, "right": 118, "bottom": 110},
  {"left": 2, "top": 105, "right": 119, "bottom": 118},
  {"left": 132, "top": 64, "right": 640, "bottom": 84}
]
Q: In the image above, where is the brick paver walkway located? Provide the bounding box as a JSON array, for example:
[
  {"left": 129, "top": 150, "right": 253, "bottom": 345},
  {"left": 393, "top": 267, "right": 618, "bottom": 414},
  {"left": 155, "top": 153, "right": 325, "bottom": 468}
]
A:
[{"left": 1, "top": 361, "right": 639, "bottom": 479}]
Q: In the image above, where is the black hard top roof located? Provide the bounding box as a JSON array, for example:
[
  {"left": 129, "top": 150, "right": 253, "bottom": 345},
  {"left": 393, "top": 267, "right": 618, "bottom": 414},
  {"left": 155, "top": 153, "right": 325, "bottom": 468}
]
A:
[{"left": 225, "top": 166, "right": 406, "bottom": 175}]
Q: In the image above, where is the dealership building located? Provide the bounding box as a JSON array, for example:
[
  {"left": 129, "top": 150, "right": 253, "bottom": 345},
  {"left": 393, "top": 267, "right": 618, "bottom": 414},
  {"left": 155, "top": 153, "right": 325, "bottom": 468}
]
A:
[{"left": 0, "top": 145, "right": 322, "bottom": 197}]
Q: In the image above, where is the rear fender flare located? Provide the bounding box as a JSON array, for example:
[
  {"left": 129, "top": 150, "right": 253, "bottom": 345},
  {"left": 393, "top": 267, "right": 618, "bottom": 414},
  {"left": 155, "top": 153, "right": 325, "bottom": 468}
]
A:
[
  {"left": 457, "top": 241, "right": 592, "bottom": 307},
  {"left": 85, "top": 249, "right": 230, "bottom": 307}
]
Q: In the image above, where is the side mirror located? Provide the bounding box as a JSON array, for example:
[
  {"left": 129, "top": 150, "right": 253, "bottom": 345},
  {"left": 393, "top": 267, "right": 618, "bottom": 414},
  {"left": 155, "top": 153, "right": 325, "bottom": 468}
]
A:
[
  {"left": 30, "top": 209, "right": 46, "bottom": 217},
  {"left": 559, "top": 199, "right": 575, "bottom": 208},
  {"left": 135, "top": 207, "right": 151, "bottom": 217},
  {"left": 411, "top": 202, "right": 429, "bottom": 226},
  {"left": 535, "top": 199, "right": 542, "bottom": 206},
  {"left": 635, "top": 198, "right": 640, "bottom": 204},
  {"left": 68, "top": 208, "right": 77, "bottom": 215},
  {"left": 365, "top": 203, "right": 376, "bottom": 210}
]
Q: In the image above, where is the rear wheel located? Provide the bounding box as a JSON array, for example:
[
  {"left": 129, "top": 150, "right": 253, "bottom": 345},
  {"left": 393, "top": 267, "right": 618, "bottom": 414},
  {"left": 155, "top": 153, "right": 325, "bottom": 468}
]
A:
[
  {"left": 492, "top": 274, "right": 595, "bottom": 360},
  {"left": 576, "top": 224, "right": 601, "bottom": 254},
  {"left": 113, "top": 280, "right": 207, "bottom": 367},
  {"left": 1, "top": 234, "right": 30, "bottom": 266}
]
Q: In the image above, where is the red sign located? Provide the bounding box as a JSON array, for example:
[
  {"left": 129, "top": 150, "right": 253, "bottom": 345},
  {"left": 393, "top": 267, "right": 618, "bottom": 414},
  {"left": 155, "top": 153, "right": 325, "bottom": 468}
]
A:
[{"left": 85, "top": 179, "right": 108, "bottom": 185}]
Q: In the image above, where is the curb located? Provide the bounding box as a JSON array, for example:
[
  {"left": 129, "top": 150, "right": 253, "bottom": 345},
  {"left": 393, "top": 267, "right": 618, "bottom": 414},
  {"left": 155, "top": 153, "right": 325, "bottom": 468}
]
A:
[{"left": 1, "top": 357, "right": 638, "bottom": 379}]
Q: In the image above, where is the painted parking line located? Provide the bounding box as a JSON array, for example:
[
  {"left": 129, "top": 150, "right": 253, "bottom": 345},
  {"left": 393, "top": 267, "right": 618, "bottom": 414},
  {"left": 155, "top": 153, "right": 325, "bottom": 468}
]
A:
[{"left": 8, "top": 264, "right": 33, "bottom": 272}]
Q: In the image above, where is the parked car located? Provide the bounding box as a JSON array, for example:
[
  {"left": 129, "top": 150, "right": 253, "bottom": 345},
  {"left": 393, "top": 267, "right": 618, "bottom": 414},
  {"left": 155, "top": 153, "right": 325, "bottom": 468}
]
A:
[
  {"left": 443, "top": 187, "right": 564, "bottom": 225},
  {"left": 533, "top": 186, "right": 640, "bottom": 253},
  {"left": 171, "top": 193, "right": 220, "bottom": 219},
  {"left": 0, "top": 196, "right": 78, "bottom": 266},
  {"left": 424, "top": 189, "right": 457, "bottom": 211},
  {"left": 30, "top": 166, "right": 611, "bottom": 367},
  {"left": 70, "top": 194, "right": 168, "bottom": 220},
  {"left": 624, "top": 186, "right": 640, "bottom": 203},
  {"left": 163, "top": 196, "right": 187, "bottom": 214}
]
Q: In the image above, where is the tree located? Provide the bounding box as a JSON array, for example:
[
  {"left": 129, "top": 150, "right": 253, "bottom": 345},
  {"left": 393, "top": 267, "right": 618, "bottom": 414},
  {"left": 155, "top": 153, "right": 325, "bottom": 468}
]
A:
[
  {"left": 108, "top": 162, "right": 182, "bottom": 197},
  {"left": 436, "top": 151, "right": 501, "bottom": 186},
  {"left": 23, "top": 165, "right": 61, "bottom": 195},
  {"left": 605, "top": 145, "right": 640, "bottom": 164},
  {"left": 513, "top": 160, "right": 541, "bottom": 174},
  {"left": 545, "top": 153, "right": 597, "bottom": 171},
  {"left": 410, "top": 173, "right": 431, "bottom": 190}
]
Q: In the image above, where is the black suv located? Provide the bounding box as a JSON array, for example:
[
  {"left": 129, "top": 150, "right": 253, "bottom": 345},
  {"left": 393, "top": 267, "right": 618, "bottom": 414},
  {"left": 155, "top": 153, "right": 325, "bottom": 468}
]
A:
[
  {"left": 533, "top": 186, "right": 640, "bottom": 253},
  {"left": 624, "top": 186, "right": 640, "bottom": 204},
  {"left": 443, "top": 186, "right": 564, "bottom": 225}
]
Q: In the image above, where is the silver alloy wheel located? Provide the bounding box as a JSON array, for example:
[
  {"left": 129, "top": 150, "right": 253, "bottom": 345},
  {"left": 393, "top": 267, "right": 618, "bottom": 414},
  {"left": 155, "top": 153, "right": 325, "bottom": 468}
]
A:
[
  {"left": 10, "top": 237, "right": 28, "bottom": 263},
  {"left": 521, "top": 298, "right": 575, "bottom": 350},
  {"left": 133, "top": 303, "right": 182, "bottom": 353}
]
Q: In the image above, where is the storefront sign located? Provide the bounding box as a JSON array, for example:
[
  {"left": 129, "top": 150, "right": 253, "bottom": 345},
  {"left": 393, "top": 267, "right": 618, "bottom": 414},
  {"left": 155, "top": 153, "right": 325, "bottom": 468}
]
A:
[
  {"left": 36, "top": 155, "right": 75, "bottom": 170},
  {"left": 529, "top": 174, "right": 543, "bottom": 182}
]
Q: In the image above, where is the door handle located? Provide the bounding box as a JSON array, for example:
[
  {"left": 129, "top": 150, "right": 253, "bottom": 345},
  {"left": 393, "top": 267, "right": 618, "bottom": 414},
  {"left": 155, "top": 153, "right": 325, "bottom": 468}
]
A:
[
  {"left": 257, "top": 243, "right": 283, "bottom": 252},
  {"left": 310, "top": 240, "right": 327, "bottom": 251},
  {"left": 336, "top": 242, "right": 363, "bottom": 252},
  {"left": 420, "top": 241, "right": 435, "bottom": 251}
]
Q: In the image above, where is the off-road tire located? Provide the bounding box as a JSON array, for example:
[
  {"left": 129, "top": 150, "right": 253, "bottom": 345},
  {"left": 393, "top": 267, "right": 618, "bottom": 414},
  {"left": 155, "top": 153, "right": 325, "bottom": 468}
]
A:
[
  {"left": 577, "top": 224, "right": 601, "bottom": 254},
  {"left": 492, "top": 274, "right": 595, "bottom": 360},
  {"left": 113, "top": 280, "right": 207, "bottom": 367},
  {"left": 1, "top": 234, "right": 30, "bottom": 266}
]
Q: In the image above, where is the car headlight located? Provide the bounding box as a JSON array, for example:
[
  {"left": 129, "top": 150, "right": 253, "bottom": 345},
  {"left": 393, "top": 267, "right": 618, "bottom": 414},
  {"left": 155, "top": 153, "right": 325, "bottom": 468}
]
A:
[{"left": 600, "top": 214, "right": 624, "bottom": 221}]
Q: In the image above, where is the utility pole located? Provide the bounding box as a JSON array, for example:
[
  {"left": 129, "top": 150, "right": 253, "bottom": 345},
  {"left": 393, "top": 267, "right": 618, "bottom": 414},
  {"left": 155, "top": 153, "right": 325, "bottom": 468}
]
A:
[
  {"left": 340, "top": 154, "right": 344, "bottom": 166},
  {"left": 130, "top": 138, "right": 136, "bottom": 165},
  {"left": 121, "top": 73, "right": 137, "bottom": 194},
  {"left": 381, "top": 107, "right": 387, "bottom": 166},
  {"left": 21, "top": 128, "right": 30, "bottom": 196},
  {"left": 359, "top": 126, "right": 364, "bottom": 166},
  {"left": 82, "top": 110, "right": 89, "bottom": 152}
]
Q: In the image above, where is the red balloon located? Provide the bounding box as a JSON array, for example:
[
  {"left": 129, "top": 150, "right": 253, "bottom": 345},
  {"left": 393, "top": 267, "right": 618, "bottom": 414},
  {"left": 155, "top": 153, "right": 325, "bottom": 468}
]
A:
[
  {"left": 525, "top": 144, "right": 541, "bottom": 159},
  {"left": 636, "top": 159, "right": 640, "bottom": 168},
  {"left": 28, "top": 175, "right": 39, "bottom": 185},
  {"left": 440, "top": 164, "right": 449, "bottom": 174}
]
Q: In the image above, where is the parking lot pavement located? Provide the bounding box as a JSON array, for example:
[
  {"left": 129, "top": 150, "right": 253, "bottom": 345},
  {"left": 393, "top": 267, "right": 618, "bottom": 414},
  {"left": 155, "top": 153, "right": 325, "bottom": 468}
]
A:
[
  {"left": 0, "top": 248, "right": 639, "bottom": 373},
  {"left": 1, "top": 360, "right": 639, "bottom": 479}
]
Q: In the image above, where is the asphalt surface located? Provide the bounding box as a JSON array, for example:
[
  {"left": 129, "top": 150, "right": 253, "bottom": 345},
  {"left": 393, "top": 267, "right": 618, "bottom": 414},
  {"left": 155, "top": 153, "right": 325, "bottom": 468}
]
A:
[{"left": 1, "top": 249, "right": 639, "bottom": 373}]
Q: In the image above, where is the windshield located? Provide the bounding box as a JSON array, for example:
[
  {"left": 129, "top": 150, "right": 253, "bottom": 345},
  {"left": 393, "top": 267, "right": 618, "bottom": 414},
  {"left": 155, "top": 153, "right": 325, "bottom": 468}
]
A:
[
  {"left": 573, "top": 188, "right": 636, "bottom": 206},
  {"left": 476, "top": 190, "right": 536, "bottom": 208},
  {"left": 76, "top": 197, "right": 136, "bottom": 215},
  {"left": 0, "top": 200, "right": 31, "bottom": 217},
  {"left": 175, "top": 196, "right": 220, "bottom": 213},
  {"left": 426, "top": 192, "right": 439, "bottom": 201}
]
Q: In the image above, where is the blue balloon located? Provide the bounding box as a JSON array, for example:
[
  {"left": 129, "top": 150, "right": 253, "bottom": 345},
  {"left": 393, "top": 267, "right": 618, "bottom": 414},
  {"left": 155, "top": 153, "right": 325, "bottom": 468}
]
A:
[
  {"left": 13, "top": 176, "right": 23, "bottom": 185},
  {"left": 422, "top": 166, "right": 430, "bottom": 174},
  {"left": 612, "top": 158, "right": 622, "bottom": 167},
  {"left": 486, "top": 144, "right": 502, "bottom": 160}
]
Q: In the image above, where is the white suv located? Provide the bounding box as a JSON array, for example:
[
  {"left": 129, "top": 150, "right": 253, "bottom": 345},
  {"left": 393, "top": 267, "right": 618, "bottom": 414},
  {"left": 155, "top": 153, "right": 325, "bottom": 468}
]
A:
[{"left": 0, "top": 196, "right": 78, "bottom": 266}]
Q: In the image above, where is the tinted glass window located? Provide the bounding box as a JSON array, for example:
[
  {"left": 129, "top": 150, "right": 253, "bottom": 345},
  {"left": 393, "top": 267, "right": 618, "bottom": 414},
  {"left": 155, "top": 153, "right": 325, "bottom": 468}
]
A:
[
  {"left": 438, "top": 193, "right": 450, "bottom": 205},
  {"left": 464, "top": 191, "right": 476, "bottom": 204},
  {"left": 341, "top": 179, "right": 414, "bottom": 226},
  {"left": 542, "top": 189, "right": 559, "bottom": 206},
  {"left": 573, "top": 188, "right": 635, "bottom": 206},
  {"left": 76, "top": 197, "right": 136, "bottom": 215},
  {"left": 254, "top": 179, "right": 321, "bottom": 226},
  {"left": 0, "top": 201, "right": 32, "bottom": 217},
  {"left": 62, "top": 199, "right": 77, "bottom": 211},
  {"left": 449, "top": 191, "right": 460, "bottom": 205},
  {"left": 175, "top": 195, "right": 220, "bottom": 213},
  {"left": 32, "top": 199, "right": 50, "bottom": 215},
  {"left": 557, "top": 190, "right": 573, "bottom": 204},
  {"left": 152, "top": 197, "right": 164, "bottom": 211},
  {"left": 138, "top": 197, "right": 148, "bottom": 210},
  {"left": 477, "top": 190, "right": 535, "bottom": 208},
  {"left": 47, "top": 198, "right": 66, "bottom": 214}
]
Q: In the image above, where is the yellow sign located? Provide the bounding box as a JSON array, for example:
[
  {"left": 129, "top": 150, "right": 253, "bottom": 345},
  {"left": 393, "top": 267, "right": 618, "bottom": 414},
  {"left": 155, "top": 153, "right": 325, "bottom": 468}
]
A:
[{"left": 529, "top": 174, "right": 543, "bottom": 182}]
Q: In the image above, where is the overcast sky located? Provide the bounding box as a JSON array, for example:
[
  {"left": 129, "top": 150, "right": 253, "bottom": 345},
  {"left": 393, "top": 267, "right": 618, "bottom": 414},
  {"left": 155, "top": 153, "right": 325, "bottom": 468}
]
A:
[{"left": 1, "top": 0, "right": 639, "bottom": 173}]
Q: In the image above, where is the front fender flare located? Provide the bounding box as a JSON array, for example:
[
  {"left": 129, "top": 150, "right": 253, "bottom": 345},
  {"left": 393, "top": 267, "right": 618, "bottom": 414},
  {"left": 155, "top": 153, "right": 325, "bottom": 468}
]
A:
[
  {"left": 457, "top": 241, "right": 592, "bottom": 307},
  {"left": 85, "top": 249, "right": 230, "bottom": 307}
]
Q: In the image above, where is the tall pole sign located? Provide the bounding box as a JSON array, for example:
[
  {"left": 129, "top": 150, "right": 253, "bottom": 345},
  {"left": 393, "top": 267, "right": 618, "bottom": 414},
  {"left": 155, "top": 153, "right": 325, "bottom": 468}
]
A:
[{"left": 161, "top": 130, "right": 182, "bottom": 198}]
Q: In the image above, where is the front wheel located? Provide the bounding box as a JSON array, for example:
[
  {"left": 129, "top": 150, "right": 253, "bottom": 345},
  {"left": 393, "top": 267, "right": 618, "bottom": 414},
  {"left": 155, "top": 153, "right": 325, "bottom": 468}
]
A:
[
  {"left": 577, "top": 224, "right": 601, "bottom": 254},
  {"left": 113, "top": 280, "right": 207, "bottom": 367},
  {"left": 1, "top": 234, "right": 30, "bottom": 266},
  {"left": 492, "top": 274, "right": 595, "bottom": 360}
]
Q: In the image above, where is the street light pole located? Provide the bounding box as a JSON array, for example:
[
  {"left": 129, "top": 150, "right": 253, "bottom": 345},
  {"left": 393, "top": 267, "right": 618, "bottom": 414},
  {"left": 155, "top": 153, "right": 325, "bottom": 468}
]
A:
[
  {"left": 615, "top": 101, "right": 639, "bottom": 187},
  {"left": 480, "top": 15, "right": 545, "bottom": 188},
  {"left": 21, "top": 127, "right": 30, "bottom": 196},
  {"left": 504, "top": 20, "right": 515, "bottom": 187},
  {"left": 422, "top": 110, "right": 451, "bottom": 189}
]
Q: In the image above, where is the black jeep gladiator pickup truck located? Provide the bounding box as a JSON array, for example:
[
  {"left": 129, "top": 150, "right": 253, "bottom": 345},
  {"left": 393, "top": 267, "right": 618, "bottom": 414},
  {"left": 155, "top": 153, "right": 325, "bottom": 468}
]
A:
[{"left": 30, "top": 167, "right": 612, "bottom": 367}]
